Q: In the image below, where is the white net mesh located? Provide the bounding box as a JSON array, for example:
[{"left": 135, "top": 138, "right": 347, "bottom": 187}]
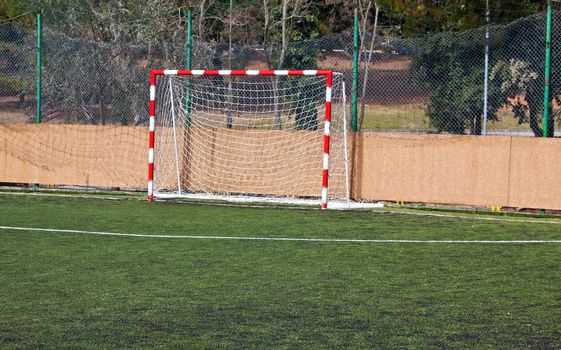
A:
[{"left": 152, "top": 73, "right": 350, "bottom": 205}]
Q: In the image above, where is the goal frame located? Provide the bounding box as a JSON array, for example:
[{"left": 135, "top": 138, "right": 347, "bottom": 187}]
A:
[{"left": 147, "top": 69, "right": 334, "bottom": 209}]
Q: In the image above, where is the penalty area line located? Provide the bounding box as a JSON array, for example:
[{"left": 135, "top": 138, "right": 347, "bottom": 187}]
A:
[
  {"left": 381, "top": 209, "right": 561, "bottom": 225},
  {"left": 1, "top": 225, "right": 561, "bottom": 244}
]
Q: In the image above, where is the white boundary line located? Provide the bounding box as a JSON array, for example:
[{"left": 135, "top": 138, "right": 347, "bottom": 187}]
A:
[
  {"left": 378, "top": 209, "right": 561, "bottom": 225},
  {"left": 0, "top": 191, "right": 136, "bottom": 201},
  {"left": 1, "top": 225, "right": 561, "bottom": 244}
]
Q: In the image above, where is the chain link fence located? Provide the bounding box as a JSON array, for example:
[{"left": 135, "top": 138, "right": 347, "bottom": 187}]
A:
[
  {"left": 40, "top": 28, "right": 152, "bottom": 125},
  {"left": 1, "top": 11, "right": 560, "bottom": 137},
  {"left": 0, "top": 17, "right": 36, "bottom": 123},
  {"left": 368, "top": 11, "right": 561, "bottom": 137}
]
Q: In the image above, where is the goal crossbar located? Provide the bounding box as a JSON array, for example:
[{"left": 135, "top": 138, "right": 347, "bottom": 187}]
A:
[{"left": 148, "top": 69, "right": 334, "bottom": 209}]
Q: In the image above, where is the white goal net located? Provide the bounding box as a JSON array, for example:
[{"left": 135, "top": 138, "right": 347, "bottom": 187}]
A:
[{"left": 148, "top": 70, "right": 351, "bottom": 208}]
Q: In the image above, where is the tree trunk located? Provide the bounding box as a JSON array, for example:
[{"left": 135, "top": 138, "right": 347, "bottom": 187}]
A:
[
  {"left": 226, "top": 0, "right": 233, "bottom": 129},
  {"left": 198, "top": 0, "right": 207, "bottom": 39},
  {"left": 529, "top": 103, "right": 543, "bottom": 137},
  {"left": 473, "top": 114, "right": 482, "bottom": 135},
  {"left": 547, "top": 108, "right": 555, "bottom": 137},
  {"left": 359, "top": 2, "right": 378, "bottom": 131},
  {"left": 263, "top": 0, "right": 270, "bottom": 62},
  {"left": 273, "top": 0, "right": 289, "bottom": 130}
]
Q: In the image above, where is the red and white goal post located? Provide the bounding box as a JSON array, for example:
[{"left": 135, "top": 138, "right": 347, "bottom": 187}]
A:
[{"left": 147, "top": 69, "right": 365, "bottom": 209}]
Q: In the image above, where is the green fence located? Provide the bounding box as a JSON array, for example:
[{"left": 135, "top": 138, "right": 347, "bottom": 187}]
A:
[{"left": 1, "top": 10, "right": 560, "bottom": 137}]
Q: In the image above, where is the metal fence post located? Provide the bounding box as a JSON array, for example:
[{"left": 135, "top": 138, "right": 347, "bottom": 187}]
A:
[
  {"left": 482, "top": 0, "right": 490, "bottom": 136},
  {"left": 543, "top": 0, "right": 553, "bottom": 138},
  {"left": 351, "top": 5, "right": 359, "bottom": 132},
  {"left": 185, "top": 10, "right": 192, "bottom": 127},
  {"left": 36, "top": 11, "right": 42, "bottom": 124}
]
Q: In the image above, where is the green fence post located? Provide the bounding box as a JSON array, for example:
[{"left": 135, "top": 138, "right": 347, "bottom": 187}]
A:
[
  {"left": 351, "top": 6, "right": 359, "bottom": 132},
  {"left": 185, "top": 10, "right": 192, "bottom": 127},
  {"left": 543, "top": 0, "right": 553, "bottom": 138},
  {"left": 36, "top": 11, "right": 42, "bottom": 124}
]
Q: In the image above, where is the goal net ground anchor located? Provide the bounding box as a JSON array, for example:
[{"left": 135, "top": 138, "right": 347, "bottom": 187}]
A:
[{"left": 155, "top": 193, "right": 384, "bottom": 210}]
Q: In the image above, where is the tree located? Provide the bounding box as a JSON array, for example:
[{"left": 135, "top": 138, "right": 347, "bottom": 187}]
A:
[
  {"left": 358, "top": 0, "right": 380, "bottom": 131},
  {"left": 259, "top": 0, "right": 321, "bottom": 129},
  {"left": 410, "top": 29, "right": 507, "bottom": 134},
  {"left": 375, "top": 0, "right": 541, "bottom": 37},
  {"left": 0, "top": 0, "right": 29, "bottom": 20},
  {"left": 493, "top": 11, "right": 561, "bottom": 137},
  {"left": 408, "top": 11, "right": 561, "bottom": 136}
]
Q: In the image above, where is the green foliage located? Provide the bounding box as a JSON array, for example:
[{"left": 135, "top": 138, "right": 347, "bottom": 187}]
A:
[
  {"left": 269, "top": 43, "right": 321, "bottom": 71},
  {"left": 497, "top": 12, "right": 561, "bottom": 137},
  {"left": 262, "top": 1, "right": 322, "bottom": 130},
  {"left": 0, "top": 0, "right": 31, "bottom": 21},
  {"left": 279, "top": 77, "right": 320, "bottom": 131},
  {"left": 408, "top": 12, "right": 561, "bottom": 136},
  {"left": 40, "top": 31, "right": 151, "bottom": 125},
  {"left": 377, "top": 0, "right": 541, "bottom": 37},
  {"left": 0, "top": 0, "right": 551, "bottom": 133},
  {"left": 264, "top": 0, "right": 321, "bottom": 69},
  {"left": 2, "top": 0, "right": 545, "bottom": 45},
  {"left": 0, "top": 24, "right": 34, "bottom": 96},
  {"left": 0, "top": 76, "right": 30, "bottom": 95},
  {"left": 483, "top": 12, "right": 561, "bottom": 137},
  {"left": 293, "top": 81, "right": 319, "bottom": 131},
  {"left": 411, "top": 30, "right": 506, "bottom": 134}
]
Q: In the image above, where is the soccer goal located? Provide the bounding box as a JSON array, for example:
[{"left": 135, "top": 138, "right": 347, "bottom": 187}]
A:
[{"left": 147, "top": 69, "right": 374, "bottom": 209}]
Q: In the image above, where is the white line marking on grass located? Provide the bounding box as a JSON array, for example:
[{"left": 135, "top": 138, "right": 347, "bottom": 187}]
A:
[
  {"left": 1, "top": 191, "right": 134, "bottom": 201},
  {"left": 1, "top": 225, "right": 561, "bottom": 244},
  {"left": 379, "top": 210, "right": 561, "bottom": 225}
]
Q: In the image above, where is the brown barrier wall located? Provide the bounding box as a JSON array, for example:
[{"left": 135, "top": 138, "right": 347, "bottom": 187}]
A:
[
  {"left": 351, "top": 133, "right": 512, "bottom": 207},
  {"left": 351, "top": 133, "right": 561, "bottom": 210},
  {"left": 2, "top": 125, "right": 561, "bottom": 210},
  {"left": 0, "top": 124, "right": 147, "bottom": 189},
  {"left": 154, "top": 127, "right": 326, "bottom": 198},
  {"left": 508, "top": 137, "right": 561, "bottom": 210}
]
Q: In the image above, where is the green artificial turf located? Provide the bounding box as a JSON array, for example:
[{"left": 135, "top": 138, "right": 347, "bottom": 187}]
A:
[{"left": 1, "top": 193, "right": 561, "bottom": 349}]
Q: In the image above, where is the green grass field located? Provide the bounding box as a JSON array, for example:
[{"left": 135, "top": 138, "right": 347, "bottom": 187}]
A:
[
  {"left": 1, "top": 193, "right": 561, "bottom": 349},
  {"left": 360, "top": 104, "right": 561, "bottom": 133}
]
